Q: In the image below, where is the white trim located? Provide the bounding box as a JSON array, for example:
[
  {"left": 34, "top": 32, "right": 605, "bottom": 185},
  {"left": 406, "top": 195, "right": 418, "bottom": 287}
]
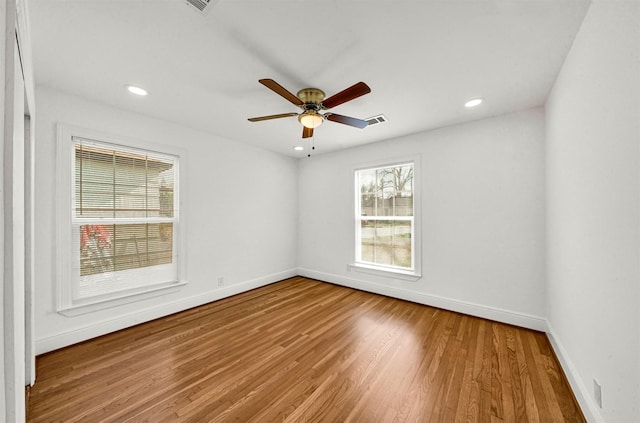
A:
[
  {"left": 70, "top": 217, "right": 175, "bottom": 225},
  {"left": 58, "top": 281, "right": 188, "bottom": 317},
  {"left": 353, "top": 156, "right": 419, "bottom": 173},
  {"left": 15, "top": 0, "right": 36, "bottom": 112},
  {"left": 298, "top": 267, "right": 547, "bottom": 331},
  {"left": 347, "top": 263, "right": 421, "bottom": 281},
  {"left": 36, "top": 268, "right": 298, "bottom": 355},
  {"left": 16, "top": 0, "right": 39, "bottom": 388},
  {"left": 3, "top": 23, "right": 27, "bottom": 422},
  {"left": 546, "top": 323, "right": 604, "bottom": 423},
  {"left": 356, "top": 216, "right": 414, "bottom": 221}
]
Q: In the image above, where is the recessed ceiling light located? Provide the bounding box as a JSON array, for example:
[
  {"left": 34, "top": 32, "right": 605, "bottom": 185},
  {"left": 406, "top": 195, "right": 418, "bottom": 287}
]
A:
[
  {"left": 126, "top": 85, "right": 148, "bottom": 96},
  {"left": 465, "top": 98, "right": 483, "bottom": 108},
  {"left": 293, "top": 146, "right": 304, "bottom": 151}
]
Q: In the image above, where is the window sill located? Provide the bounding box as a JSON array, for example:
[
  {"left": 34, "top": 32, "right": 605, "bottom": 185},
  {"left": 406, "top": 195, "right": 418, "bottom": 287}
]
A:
[
  {"left": 58, "top": 280, "right": 188, "bottom": 317},
  {"left": 348, "top": 263, "right": 421, "bottom": 281}
]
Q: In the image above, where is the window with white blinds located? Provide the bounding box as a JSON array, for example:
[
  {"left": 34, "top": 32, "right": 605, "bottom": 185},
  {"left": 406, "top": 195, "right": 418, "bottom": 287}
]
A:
[
  {"left": 72, "top": 138, "right": 179, "bottom": 300},
  {"left": 57, "top": 124, "right": 185, "bottom": 312}
]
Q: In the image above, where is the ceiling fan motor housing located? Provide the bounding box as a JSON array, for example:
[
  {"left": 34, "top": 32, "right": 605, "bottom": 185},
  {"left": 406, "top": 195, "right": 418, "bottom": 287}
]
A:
[{"left": 297, "top": 88, "right": 325, "bottom": 110}]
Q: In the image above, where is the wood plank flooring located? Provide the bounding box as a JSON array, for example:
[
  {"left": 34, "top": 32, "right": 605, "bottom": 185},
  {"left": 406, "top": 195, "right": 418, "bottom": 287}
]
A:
[{"left": 27, "top": 277, "right": 585, "bottom": 422}]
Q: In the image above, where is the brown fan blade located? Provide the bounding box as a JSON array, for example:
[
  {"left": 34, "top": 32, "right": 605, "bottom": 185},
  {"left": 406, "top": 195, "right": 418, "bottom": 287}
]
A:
[
  {"left": 321, "top": 82, "right": 371, "bottom": 109},
  {"left": 302, "top": 126, "right": 314, "bottom": 138},
  {"left": 248, "top": 113, "right": 298, "bottom": 122},
  {"left": 326, "top": 113, "right": 368, "bottom": 129},
  {"left": 259, "top": 79, "right": 304, "bottom": 106}
]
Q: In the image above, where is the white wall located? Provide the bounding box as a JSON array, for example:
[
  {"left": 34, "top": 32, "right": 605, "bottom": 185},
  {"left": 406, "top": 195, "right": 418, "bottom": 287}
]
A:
[
  {"left": 34, "top": 87, "right": 299, "bottom": 353},
  {"left": 298, "top": 108, "right": 547, "bottom": 329},
  {"left": 545, "top": 1, "right": 640, "bottom": 422}
]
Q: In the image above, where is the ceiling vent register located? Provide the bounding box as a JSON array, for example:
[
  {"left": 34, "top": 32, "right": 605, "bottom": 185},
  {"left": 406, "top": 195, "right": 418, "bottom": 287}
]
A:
[
  {"left": 366, "top": 114, "right": 388, "bottom": 127},
  {"left": 185, "top": 0, "right": 217, "bottom": 14}
]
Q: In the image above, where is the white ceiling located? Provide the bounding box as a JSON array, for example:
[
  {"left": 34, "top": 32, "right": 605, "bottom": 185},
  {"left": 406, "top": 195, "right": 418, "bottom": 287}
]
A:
[{"left": 28, "top": 0, "right": 590, "bottom": 157}]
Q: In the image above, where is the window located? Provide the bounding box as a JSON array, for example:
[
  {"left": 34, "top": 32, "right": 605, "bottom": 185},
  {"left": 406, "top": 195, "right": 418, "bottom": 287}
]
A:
[
  {"left": 57, "top": 125, "right": 186, "bottom": 313},
  {"left": 354, "top": 161, "right": 420, "bottom": 278}
]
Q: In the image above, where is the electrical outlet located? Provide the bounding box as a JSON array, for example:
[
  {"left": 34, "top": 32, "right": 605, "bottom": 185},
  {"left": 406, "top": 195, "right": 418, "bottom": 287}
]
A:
[
  {"left": 594, "top": 378, "right": 602, "bottom": 408},
  {"left": 217, "top": 277, "right": 224, "bottom": 287}
]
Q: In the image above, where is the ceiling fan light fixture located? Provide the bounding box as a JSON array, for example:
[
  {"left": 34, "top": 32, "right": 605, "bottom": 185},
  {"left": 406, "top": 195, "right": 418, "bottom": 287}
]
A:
[{"left": 298, "top": 111, "right": 324, "bottom": 129}]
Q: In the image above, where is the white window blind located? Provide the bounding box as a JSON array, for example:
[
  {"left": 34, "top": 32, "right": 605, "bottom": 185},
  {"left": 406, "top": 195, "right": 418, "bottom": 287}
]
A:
[{"left": 71, "top": 137, "right": 179, "bottom": 301}]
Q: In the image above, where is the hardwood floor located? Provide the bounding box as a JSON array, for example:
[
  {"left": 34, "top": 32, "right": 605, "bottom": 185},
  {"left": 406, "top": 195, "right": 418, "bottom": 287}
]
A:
[{"left": 28, "top": 277, "right": 585, "bottom": 422}]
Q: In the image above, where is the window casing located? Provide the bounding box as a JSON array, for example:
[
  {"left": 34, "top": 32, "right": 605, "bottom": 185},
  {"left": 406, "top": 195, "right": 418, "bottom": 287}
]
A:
[
  {"left": 57, "top": 125, "right": 186, "bottom": 313},
  {"left": 354, "top": 160, "right": 420, "bottom": 279}
]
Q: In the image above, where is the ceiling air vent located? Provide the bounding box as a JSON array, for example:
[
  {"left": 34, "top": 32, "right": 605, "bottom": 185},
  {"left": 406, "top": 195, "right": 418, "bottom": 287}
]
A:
[
  {"left": 185, "top": 0, "right": 217, "bottom": 14},
  {"left": 365, "top": 114, "right": 388, "bottom": 127}
]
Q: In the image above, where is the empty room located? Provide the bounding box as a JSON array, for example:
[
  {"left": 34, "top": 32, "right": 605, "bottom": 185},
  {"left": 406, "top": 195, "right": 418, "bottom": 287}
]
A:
[{"left": 1, "top": 0, "right": 639, "bottom": 421}]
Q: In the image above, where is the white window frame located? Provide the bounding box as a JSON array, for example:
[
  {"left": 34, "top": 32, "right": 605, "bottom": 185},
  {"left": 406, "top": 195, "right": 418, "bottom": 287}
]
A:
[
  {"left": 350, "top": 156, "right": 421, "bottom": 281},
  {"left": 56, "top": 124, "right": 188, "bottom": 315}
]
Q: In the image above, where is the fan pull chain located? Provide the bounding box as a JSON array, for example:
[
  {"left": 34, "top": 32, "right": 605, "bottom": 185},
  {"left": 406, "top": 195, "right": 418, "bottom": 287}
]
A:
[{"left": 307, "top": 131, "right": 316, "bottom": 157}]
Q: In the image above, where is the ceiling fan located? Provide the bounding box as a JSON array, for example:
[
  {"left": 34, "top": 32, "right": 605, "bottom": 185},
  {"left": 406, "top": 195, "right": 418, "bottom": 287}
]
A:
[{"left": 248, "top": 79, "right": 372, "bottom": 138}]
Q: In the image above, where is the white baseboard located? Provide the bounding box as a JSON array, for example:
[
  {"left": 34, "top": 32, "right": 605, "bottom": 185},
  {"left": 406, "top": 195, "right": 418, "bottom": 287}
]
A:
[
  {"left": 35, "top": 268, "right": 298, "bottom": 355},
  {"left": 297, "top": 267, "right": 547, "bottom": 331},
  {"left": 546, "top": 324, "right": 603, "bottom": 423}
]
